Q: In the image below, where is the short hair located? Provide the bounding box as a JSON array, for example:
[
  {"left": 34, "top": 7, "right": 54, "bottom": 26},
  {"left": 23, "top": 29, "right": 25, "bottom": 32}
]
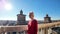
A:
[{"left": 29, "top": 12, "right": 34, "bottom": 17}]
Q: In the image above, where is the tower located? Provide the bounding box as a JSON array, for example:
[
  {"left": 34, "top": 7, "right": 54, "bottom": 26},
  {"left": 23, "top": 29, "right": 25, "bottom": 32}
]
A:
[
  {"left": 44, "top": 14, "right": 51, "bottom": 23},
  {"left": 16, "top": 10, "right": 26, "bottom": 25}
]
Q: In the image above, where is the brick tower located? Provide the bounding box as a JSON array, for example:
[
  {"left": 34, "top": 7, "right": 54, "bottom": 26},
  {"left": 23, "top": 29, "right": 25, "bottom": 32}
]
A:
[
  {"left": 44, "top": 14, "right": 51, "bottom": 23},
  {"left": 16, "top": 10, "right": 26, "bottom": 25}
]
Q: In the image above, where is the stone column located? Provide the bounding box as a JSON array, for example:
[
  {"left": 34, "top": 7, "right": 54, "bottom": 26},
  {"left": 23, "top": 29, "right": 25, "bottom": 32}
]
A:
[
  {"left": 2, "top": 32, "right": 5, "bottom": 34},
  {"left": 43, "top": 28, "right": 48, "bottom": 34},
  {"left": 38, "top": 29, "right": 41, "bottom": 34},
  {"left": 41, "top": 28, "right": 48, "bottom": 34},
  {"left": 16, "top": 32, "right": 19, "bottom": 34},
  {"left": 37, "top": 30, "right": 39, "bottom": 34},
  {"left": 10, "top": 32, "right": 12, "bottom": 34},
  {"left": 5, "top": 32, "right": 7, "bottom": 34},
  {"left": 41, "top": 28, "right": 45, "bottom": 34},
  {"left": 48, "top": 28, "right": 52, "bottom": 34},
  {"left": 21, "top": 31, "right": 27, "bottom": 34},
  {"left": 23, "top": 31, "right": 25, "bottom": 34}
]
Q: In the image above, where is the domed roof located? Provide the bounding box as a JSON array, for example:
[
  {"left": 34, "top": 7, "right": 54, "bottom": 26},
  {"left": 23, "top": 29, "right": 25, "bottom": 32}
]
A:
[{"left": 20, "top": 10, "right": 23, "bottom": 15}]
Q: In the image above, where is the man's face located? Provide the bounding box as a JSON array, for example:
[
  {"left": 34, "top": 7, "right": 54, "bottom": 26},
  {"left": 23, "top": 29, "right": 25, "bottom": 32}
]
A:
[{"left": 29, "top": 13, "right": 34, "bottom": 19}]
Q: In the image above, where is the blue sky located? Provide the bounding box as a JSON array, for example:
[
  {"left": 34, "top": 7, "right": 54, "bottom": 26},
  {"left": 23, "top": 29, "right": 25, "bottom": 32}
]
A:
[{"left": 0, "top": 0, "right": 60, "bottom": 20}]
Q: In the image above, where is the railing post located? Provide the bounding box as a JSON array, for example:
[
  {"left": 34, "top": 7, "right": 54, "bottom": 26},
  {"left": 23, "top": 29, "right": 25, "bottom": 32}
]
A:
[
  {"left": 5, "top": 32, "right": 7, "bottom": 34},
  {"left": 41, "top": 28, "right": 48, "bottom": 34},
  {"left": 48, "top": 28, "right": 52, "bottom": 34},
  {"left": 38, "top": 29, "right": 40, "bottom": 34},
  {"left": 24, "top": 31, "right": 26, "bottom": 34},
  {"left": 10, "top": 32, "right": 12, "bottom": 34},
  {"left": 16, "top": 32, "right": 19, "bottom": 34},
  {"left": 41, "top": 28, "right": 44, "bottom": 34},
  {"left": 2, "top": 32, "right": 5, "bottom": 34},
  {"left": 44, "top": 28, "right": 48, "bottom": 34}
]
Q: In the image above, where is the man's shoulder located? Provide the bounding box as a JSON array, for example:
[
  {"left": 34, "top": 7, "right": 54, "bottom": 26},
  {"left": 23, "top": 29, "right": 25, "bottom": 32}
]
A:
[{"left": 32, "top": 19, "right": 38, "bottom": 24}]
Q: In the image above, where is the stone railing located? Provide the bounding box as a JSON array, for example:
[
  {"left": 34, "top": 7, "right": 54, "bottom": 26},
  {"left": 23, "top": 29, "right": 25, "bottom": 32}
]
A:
[{"left": 0, "top": 22, "right": 60, "bottom": 34}]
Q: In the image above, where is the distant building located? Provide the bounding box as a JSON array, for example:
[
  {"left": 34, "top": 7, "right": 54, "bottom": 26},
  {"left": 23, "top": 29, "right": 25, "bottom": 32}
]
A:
[
  {"left": 16, "top": 10, "right": 26, "bottom": 25},
  {"left": 44, "top": 14, "right": 51, "bottom": 23}
]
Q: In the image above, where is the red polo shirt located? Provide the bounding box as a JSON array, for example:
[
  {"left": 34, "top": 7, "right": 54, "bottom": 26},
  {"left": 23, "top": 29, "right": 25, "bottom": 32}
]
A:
[{"left": 28, "top": 19, "right": 38, "bottom": 34}]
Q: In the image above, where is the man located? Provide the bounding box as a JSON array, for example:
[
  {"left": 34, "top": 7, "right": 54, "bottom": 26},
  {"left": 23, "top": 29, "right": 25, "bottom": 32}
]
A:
[{"left": 28, "top": 12, "right": 38, "bottom": 34}]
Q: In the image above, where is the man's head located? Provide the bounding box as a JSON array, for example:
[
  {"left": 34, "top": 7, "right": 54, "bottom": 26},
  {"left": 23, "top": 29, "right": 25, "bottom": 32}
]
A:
[{"left": 29, "top": 12, "right": 34, "bottom": 20}]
